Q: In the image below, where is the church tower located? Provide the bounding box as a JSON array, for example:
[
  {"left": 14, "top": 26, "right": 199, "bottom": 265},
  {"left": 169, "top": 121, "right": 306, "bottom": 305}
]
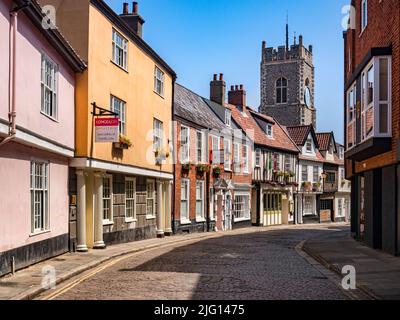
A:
[{"left": 259, "top": 23, "right": 317, "bottom": 128}]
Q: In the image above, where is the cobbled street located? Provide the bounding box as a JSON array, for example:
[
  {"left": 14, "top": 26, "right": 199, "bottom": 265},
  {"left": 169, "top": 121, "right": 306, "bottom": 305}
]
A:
[{"left": 50, "top": 225, "right": 349, "bottom": 300}]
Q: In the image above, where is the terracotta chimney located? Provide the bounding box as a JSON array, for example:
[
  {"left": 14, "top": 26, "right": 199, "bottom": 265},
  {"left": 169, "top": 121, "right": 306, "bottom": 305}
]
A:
[
  {"left": 123, "top": 2, "right": 129, "bottom": 14},
  {"left": 228, "top": 84, "right": 247, "bottom": 109},
  {"left": 210, "top": 73, "right": 226, "bottom": 106}
]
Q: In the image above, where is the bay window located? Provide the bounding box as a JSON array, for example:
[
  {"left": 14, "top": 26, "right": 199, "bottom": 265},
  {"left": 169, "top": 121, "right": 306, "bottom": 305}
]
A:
[
  {"left": 234, "top": 194, "right": 250, "bottom": 220},
  {"left": 346, "top": 56, "right": 391, "bottom": 150}
]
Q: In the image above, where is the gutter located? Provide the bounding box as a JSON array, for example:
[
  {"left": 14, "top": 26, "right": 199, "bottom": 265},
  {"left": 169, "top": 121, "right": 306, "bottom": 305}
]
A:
[{"left": 0, "top": 2, "right": 30, "bottom": 147}]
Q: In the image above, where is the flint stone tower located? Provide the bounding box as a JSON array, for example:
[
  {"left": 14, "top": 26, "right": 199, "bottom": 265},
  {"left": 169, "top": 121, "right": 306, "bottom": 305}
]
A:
[{"left": 259, "top": 27, "right": 317, "bottom": 128}]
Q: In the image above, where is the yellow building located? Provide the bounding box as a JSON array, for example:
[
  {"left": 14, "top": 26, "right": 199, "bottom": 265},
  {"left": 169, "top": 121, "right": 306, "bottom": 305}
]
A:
[{"left": 40, "top": 0, "right": 176, "bottom": 250}]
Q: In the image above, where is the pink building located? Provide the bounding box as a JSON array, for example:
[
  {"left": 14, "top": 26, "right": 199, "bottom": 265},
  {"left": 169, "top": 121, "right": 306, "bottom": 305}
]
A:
[{"left": 0, "top": 0, "right": 85, "bottom": 275}]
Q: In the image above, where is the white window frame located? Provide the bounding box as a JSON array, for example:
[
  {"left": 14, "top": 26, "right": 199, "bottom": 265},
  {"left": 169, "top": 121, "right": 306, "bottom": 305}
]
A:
[
  {"left": 338, "top": 198, "right": 344, "bottom": 217},
  {"left": 146, "top": 179, "right": 156, "bottom": 219},
  {"left": 313, "top": 166, "right": 319, "bottom": 183},
  {"left": 195, "top": 180, "right": 205, "bottom": 222},
  {"left": 242, "top": 145, "right": 249, "bottom": 174},
  {"left": 211, "top": 135, "right": 220, "bottom": 165},
  {"left": 306, "top": 138, "right": 313, "bottom": 153},
  {"left": 30, "top": 160, "right": 49, "bottom": 234},
  {"left": 41, "top": 53, "right": 58, "bottom": 120},
  {"left": 361, "top": 0, "right": 368, "bottom": 32},
  {"left": 302, "top": 165, "right": 308, "bottom": 182},
  {"left": 196, "top": 130, "right": 205, "bottom": 163},
  {"left": 233, "top": 142, "right": 241, "bottom": 173},
  {"left": 125, "top": 177, "right": 136, "bottom": 222},
  {"left": 255, "top": 149, "right": 261, "bottom": 167},
  {"left": 225, "top": 109, "right": 232, "bottom": 127},
  {"left": 348, "top": 56, "right": 392, "bottom": 150},
  {"left": 154, "top": 66, "right": 165, "bottom": 97},
  {"left": 234, "top": 193, "right": 251, "bottom": 221},
  {"left": 224, "top": 139, "right": 232, "bottom": 171},
  {"left": 180, "top": 125, "right": 190, "bottom": 163},
  {"left": 346, "top": 83, "right": 357, "bottom": 149},
  {"left": 153, "top": 118, "right": 164, "bottom": 152},
  {"left": 180, "top": 179, "right": 190, "bottom": 224},
  {"left": 112, "top": 29, "right": 128, "bottom": 70},
  {"left": 102, "top": 174, "right": 113, "bottom": 224},
  {"left": 111, "top": 95, "right": 126, "bottom": 136},
  {"left": 266, "top": 124, "right": 273, "bottom": 138}
]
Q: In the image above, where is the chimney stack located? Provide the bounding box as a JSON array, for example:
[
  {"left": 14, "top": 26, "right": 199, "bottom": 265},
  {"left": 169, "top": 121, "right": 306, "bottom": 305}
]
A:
[
  {"left": 123, "top": 2, "right": 129, "bottom": 14},
  {"left": 119, "top": 1, "right": 145, "bottom": 38},
  {"left": 210, "top": 73, "right": 226, "bottom": 106},
  {"left": 228, "top": 84, "right": 247, "bottom": 109},
  {"left": 299, "top": 35, "right": 303, "bottom": 47}
]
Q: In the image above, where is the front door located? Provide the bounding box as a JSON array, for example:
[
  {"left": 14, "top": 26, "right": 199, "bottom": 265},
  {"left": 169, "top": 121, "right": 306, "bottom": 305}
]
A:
[
  {"left": 224, "top": 194, "right": 232, "bottom": 231},
  {"left": 264, "top": 192, "right": 283, "bottom": 226}
]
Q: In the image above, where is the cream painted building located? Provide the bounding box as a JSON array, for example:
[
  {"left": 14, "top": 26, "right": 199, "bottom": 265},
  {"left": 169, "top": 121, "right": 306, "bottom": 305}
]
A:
[{"left": 40, "top": 0, "right": 176, "bottom": 250}]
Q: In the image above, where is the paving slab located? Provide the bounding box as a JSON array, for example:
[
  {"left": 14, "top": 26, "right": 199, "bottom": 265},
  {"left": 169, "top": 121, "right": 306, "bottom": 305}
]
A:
[{"left": 303, "top": 229, "right": 400, "bottom": 300}]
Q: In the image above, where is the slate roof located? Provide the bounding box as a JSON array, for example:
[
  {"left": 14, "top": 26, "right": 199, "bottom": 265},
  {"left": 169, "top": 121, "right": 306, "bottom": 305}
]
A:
[
  {"left": 230, "top": 106, "right": 299, "bottom": 153},
  {"left": 174, "top": 84, "right": 225, "bottom": 130}
]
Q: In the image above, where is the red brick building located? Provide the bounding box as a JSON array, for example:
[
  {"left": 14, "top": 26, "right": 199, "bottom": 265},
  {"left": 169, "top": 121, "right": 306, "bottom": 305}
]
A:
[
  {"left": 173, "top": 81, "right": 253, "bottom": 234},
  {"left": 344, "top": 0, "right": 400, "bottom": 254}
]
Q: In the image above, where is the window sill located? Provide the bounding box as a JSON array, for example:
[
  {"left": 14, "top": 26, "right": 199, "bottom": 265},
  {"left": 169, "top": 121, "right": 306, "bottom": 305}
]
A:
[
  {"left": 234, "top": 217, "right": 251, "bottom": 223},
  {"left": 195, "top": 217, "right": 206, "bottom": 223},
  {"left": 103, "top": 220, "right": 114, "bottom": 226},
  {"left": 125, "top": 218, "right": 137, "bottom": 223},
  {"left": 153, "top": 90, "right": 165, "bottom": 99},
  {"left": 110, "top": 60, "right": 129, "bottom": 73},
  {"left": 40, "top": 111, "right": 59, "bottom": 123},
  {"left": 180, "top": 219, "right": 192, "bottom": 225},
  {"left": 146, "top": 215, "right": 156, "bottom": 220},
  {"left": 30, "top": 230, "right": 51, "bottom": 237}
]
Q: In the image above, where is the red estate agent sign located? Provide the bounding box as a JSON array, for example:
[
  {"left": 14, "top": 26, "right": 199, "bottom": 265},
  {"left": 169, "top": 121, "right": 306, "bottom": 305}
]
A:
[{"left": 95, "top": 118, "right": 119, "bottom": 143}]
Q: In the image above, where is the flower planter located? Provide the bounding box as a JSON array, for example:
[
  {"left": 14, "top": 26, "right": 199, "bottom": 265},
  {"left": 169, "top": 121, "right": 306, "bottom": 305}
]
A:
[{"left": 113, "top": 142, "right": 129, "bottom": 150}]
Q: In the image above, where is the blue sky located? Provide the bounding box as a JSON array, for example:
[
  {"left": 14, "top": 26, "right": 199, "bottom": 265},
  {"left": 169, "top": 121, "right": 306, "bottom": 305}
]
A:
[{"left": 105, "top": 0, "right": 349, "bottom": 143}]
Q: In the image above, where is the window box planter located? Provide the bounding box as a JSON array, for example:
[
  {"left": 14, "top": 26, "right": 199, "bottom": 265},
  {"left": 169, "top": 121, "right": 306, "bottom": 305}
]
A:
[{"left": 113, "top": 135, "right": 132, "bottom": 150}]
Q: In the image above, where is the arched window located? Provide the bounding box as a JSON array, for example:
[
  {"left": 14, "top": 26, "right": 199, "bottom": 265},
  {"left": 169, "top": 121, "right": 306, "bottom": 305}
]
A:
[{"left": 276, "top": 77, "right": 288, "bottom": 104}]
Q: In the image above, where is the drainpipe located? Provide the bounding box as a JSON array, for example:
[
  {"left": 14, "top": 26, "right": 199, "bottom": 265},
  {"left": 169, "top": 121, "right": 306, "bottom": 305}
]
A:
[{"left": 0, "top": 2, "right": 29, "bottom": 147}]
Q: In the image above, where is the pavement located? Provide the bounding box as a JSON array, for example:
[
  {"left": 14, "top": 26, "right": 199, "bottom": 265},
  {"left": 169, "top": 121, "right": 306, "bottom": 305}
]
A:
[{"left": 303, "top": 229, "right": 400, "bottom": 300}]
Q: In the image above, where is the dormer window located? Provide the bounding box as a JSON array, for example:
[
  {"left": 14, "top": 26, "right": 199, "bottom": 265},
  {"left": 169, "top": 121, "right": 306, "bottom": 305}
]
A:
[
  {"left": 225, "top": 110, "right": 232, "bottom": 127},
  {"left": 266, "top": 124, "right": 273, "bottom": 138},
  {"left": 306, "top": 138, "right": 313, "bottom": 153}
]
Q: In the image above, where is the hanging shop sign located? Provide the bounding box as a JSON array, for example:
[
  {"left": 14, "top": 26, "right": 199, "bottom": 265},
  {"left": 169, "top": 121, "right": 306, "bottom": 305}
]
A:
[{"left": 95, "top": 118, "right": 119, "bottom": 143}]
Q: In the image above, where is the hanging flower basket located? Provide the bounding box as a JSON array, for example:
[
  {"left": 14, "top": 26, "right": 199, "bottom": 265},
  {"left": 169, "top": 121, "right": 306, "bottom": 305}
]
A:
[
  {"left": 212, "top": 166, "right": 222, "bottom": 178},
  {"left": 196, "top": 164, "right": 209, "bottom": 176},
  {"left": 181, "top": 163, "right": 192, "bottom": 174}
]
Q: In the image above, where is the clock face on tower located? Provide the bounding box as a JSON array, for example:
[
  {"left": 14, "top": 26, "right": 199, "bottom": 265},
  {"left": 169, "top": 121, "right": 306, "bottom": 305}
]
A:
[{"left": 304, "top": 87, "right": 312, "bottom": 107}]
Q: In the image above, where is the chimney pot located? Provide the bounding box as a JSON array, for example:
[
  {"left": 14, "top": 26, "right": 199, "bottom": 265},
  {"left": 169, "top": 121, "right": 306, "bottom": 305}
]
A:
[
  {"left": 219, "top": 73, "right": 224, "bottom": 81},
  {"left": 235, "top": 85, "right": 239, "bottom": 91},
  {"left": 133, "top": 2, "right": 138, "bottom": 14},
  {"left": 213, "top": 74, "right": 217, "bottom": 81},
  {"left": 123, "top": 2, "right": 129, "bottom": 14},
  {"left": 231, "top": 85, "right": 234, "bottom": 91},
  {"left": 239, "top": 84, "right": 243, "bottom": 90}
]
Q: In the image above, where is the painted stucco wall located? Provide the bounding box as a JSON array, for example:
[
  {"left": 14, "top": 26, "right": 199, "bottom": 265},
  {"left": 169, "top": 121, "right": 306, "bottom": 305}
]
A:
[
  {"left": 0, "top": 142, "right": 69, "bottom": 252},
  {"left": 0, "top": 0, "right": 76, "bottom": 148},
  {"left": 83, "top": 5, "right": 173, "bottom": 173}
]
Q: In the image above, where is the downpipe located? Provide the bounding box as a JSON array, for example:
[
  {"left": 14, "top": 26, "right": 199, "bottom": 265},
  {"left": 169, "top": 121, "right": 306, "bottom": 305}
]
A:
[{"left": 0, "top": 1, "right": 30, "bottom": 147}]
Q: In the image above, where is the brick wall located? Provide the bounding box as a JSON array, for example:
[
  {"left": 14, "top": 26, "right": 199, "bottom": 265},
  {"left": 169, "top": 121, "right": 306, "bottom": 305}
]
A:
[
  {"left": 173, "top": 120, "right": 252, "bottom": 223},
  {"left": 344, "top": 0, "right": 400, "bottom": 174}
]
